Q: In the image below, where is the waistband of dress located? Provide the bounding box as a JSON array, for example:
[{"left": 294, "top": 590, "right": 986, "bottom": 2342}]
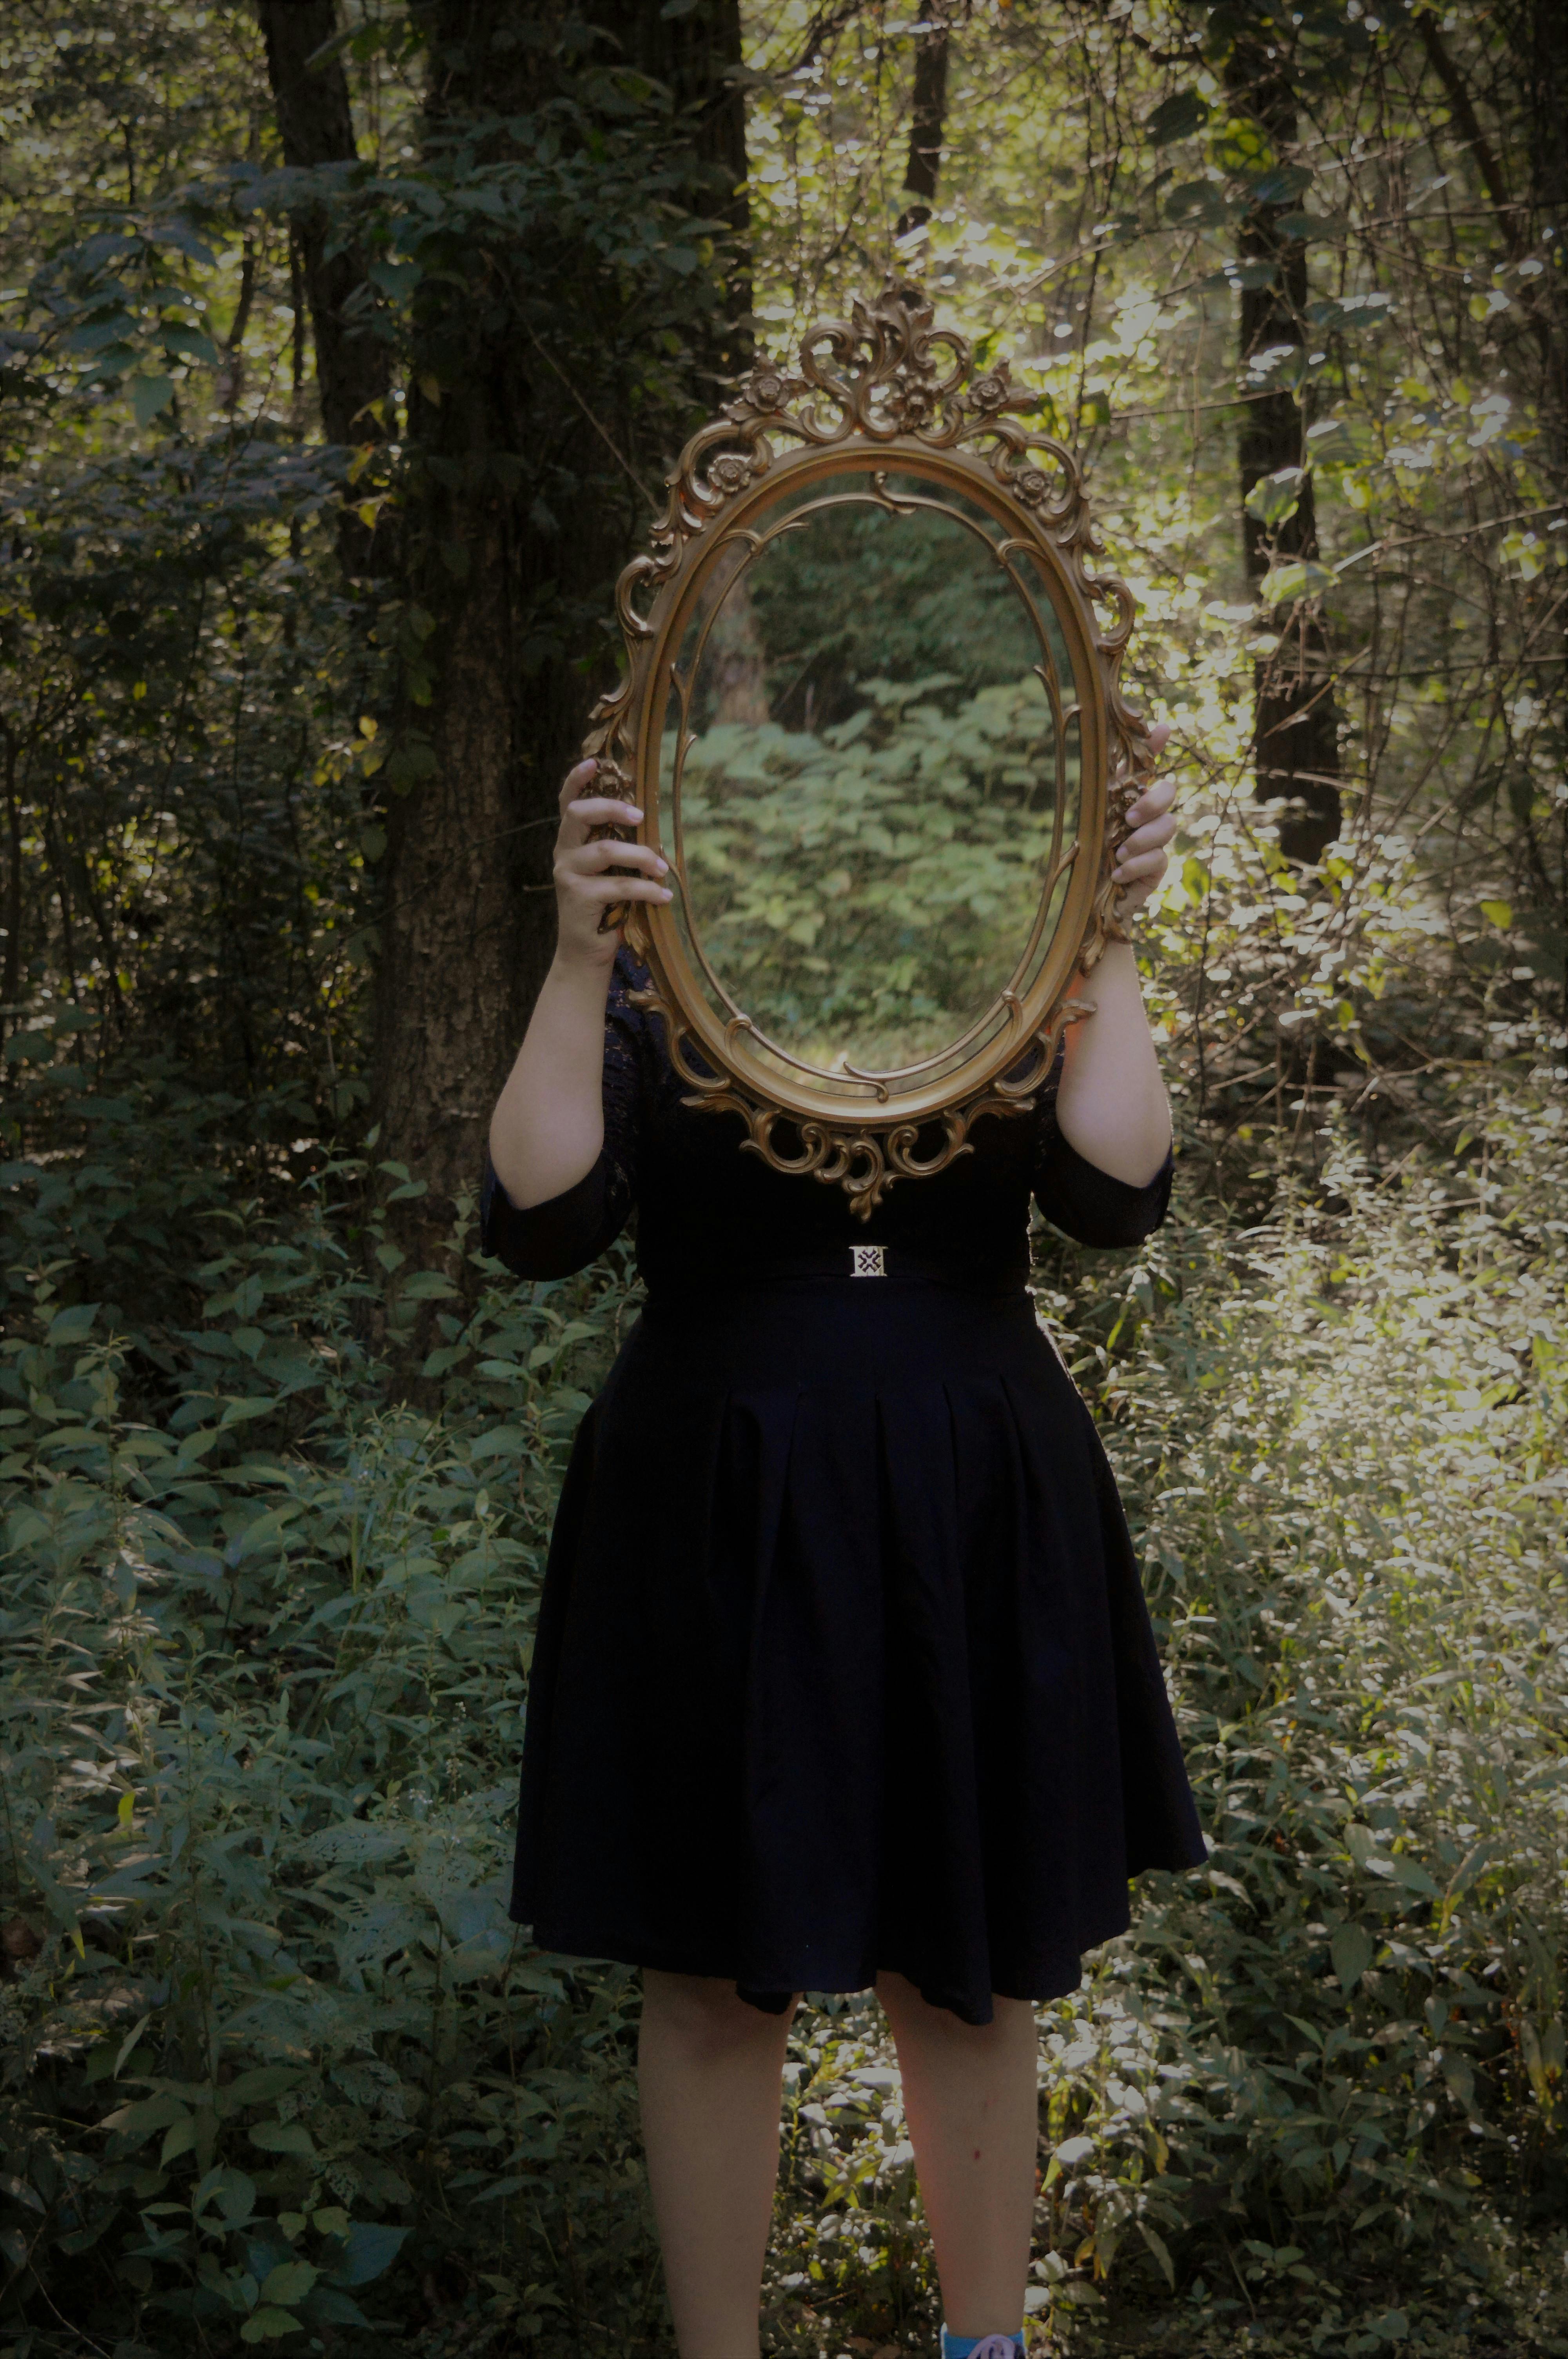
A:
[{"left": 639, "top": 1242, "right": 1030, "bottom": 1299}]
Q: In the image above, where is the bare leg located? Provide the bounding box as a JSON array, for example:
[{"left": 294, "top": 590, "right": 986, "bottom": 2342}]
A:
[
  {"left": 638, "top": 1971, "right": 797, "bottom": 2359},
  {"left": 878, "top": 1971, "right": 1038, "bottom": 2339}
]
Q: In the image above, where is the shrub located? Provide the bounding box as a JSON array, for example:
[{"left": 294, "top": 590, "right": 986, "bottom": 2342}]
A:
[{"left": 1, "top": 1081, "right": 659, "bottom": 2350}]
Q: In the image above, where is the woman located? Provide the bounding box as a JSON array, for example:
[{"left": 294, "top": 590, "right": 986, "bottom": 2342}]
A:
[{"left": 482, "top": 732, "right": 1205, "bottom": 2359}]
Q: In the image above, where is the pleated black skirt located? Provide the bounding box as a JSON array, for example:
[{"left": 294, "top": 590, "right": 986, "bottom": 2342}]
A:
[{"left": 510, "top": 1274, "right": 1206, "bottom": 2025}]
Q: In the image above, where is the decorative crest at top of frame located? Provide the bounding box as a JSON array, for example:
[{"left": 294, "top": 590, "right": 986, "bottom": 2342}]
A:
[{"left": 603, "top": 280, "right": 1128, "bottom": 651}]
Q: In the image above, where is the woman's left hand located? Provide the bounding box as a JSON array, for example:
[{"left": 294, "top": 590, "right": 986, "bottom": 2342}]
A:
[{"left": 1111, "top": 719, "right": 1179, "bottom": 921}]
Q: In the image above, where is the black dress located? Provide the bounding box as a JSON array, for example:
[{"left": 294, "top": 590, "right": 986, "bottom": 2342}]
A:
[{"left": 481, "top": 951, "right": 1206, "bottom": 2026}]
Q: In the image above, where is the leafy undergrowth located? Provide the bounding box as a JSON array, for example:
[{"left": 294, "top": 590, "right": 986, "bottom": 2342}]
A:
[
  {"left": 0, "top": 1083, "right": 661, "bottom": 2350},
  {"left": 2, "top": 1069, "right": 1566, "bottom": 2356}
]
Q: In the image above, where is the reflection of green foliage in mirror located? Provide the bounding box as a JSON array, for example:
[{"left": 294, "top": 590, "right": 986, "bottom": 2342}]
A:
[
  {"left": 668, "top": 675, "right": 1080, "bottom": 1079},
  {"left": 738, "top": 473, "right": 1047, "bottom": 729},
  {"left": 662, "top": 470, "right": 1087, "bottom": 1082}
]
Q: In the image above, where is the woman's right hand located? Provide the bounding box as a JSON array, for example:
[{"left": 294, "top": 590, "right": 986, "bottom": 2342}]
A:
[{"left": 553, "top": 758, "right": 673, "bottom": 969}]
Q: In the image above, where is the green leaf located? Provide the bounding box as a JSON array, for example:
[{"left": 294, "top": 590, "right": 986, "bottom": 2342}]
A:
[
  {"left": 131, "top": 373, "right": 175, "bottom": 426},
  {"left": 324, "top": 2220, "right": 410, "bottom": 2287},
  {"left": 1479, "top": 899, "right": 1513, "bottom": 930},
  {"left": 367, "top": 258, "right": 422, "bottom": 300},
  {"left": 1388, "top": 1854, "right": 1439, "bottom": 1899},
  {"left": 192, "top": 2166, "right": 257, "bottom": 2225},
  {"left": 1308, "top": 291, "right": 1395, "bottom": 332},
  {"left": 101, "top": 2092, "right": 191, "bottom": 2139},
  {"left": 1306, "top": 416, "right": 1354, "bottom": 460},
  {"left": 219, "top": 1396, "right": 275, "bottom": 1430},
  {"left": 221, "top": 2067, "right": 304, "bottom": 2113},
  {"left": 1249, "top": 163, "right": 1313, "bottom": 205},
  {"left": 1145, "top": 90, "right": 1209, "bottom": 144},
  {"left": 260, "top": 2260, "right": 318, "bottom": 2304},
  {"left": 240, "top": 2314, "right": 302, "bottom": 2345},
  {"left": 1245, "top": 467, "right": 1306, "bottom": 526},
  {"left": 1258, "top": 560, "right": 1335, "bottom": 605},
  {"left": 1138, "top": 2217, "right": 1177, "bottom": 2287},
  {"left": 46, "top": 1303, "right": 99, "bottom": 1345},
  {"left": 161, "top": 323, "right": 220, "bottom": 364},
  {"left": 1331, "top": 1922, "right": 1374, "bottom": 1995},
  {"left": 468, "top": 1426, "right": 528, "bottom": 1459},
  {"left": 249, "top": 2121, "right": 317, "bottom": 2156},
  {"left": 399, "top": 1270, "right": 457, "bottom": 1301},
  {"left": 1165, "top": 180, "right": 1238, "bottom": 228},
  {"left": 1438, "top": 1840, "right": 1494, "bottom": 1929},
  {"left": 301, "top": 2288, "right": 373, "bottom": 2327},
  {"left": 64, "top": 309, "right": 138, "bottom": 356},
  {"left": 3, "top": 1030, "right": 52, "bottom": 1063}
]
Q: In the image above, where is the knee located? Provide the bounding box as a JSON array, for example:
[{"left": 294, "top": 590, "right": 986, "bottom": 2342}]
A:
[
  {"left": 878, "top": 1971, "right": 1032, "bottom": 2048},
  {"left": 877, "top": 1968, "right": 952, "bottom": 2038},
  {"left": 642, "top": 1971, "right": 798, "bottom": 2064}
]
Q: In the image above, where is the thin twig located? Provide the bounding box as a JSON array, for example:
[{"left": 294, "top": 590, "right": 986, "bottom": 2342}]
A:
[{"left": 519, "top": 316, "right": 659, "bottom": 509}]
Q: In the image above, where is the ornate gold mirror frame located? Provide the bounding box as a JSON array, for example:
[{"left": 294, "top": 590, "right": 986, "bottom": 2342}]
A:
[{"left": 583, "top": 280, "right": 1152, "bottom": 1217}]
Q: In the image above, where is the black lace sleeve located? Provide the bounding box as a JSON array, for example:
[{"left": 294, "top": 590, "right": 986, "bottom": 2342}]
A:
[
  {"left": 479, "top": 953, "right": 649, "bottom": 1280},
  {"left": 1030, "top": 1056, "right": 1174, "bottom": 1249}
]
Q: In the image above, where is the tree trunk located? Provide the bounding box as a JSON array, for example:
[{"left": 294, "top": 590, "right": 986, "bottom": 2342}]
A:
[
  {"left": 897, "top": 9, "right": 950, "bottom": 240},
  {"left": 367, "top": 0, "right": 748, "bottom": 1266},
  {"left": 0, "top": 714, "right": 25, "bottom": 1028},
  {"left": 257, "top": 0, "right": 391, "bottom": 570},
  {"left": 597, "top": 0, "right": 753, "bottom": 382},
  {"left": 1225, "top": 40, "right": 1341, "bottom": 867},
  {"left": 1492, "top": 0, "right": 1568, "bottom": 1031},
  {"left": 1491, "top": 0, "right": 1567, "bottom": 480}
]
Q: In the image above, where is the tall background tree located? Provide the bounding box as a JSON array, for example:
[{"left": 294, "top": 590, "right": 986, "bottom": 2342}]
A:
[
  {"left": 1219, "top": 2, "right": 1343, "bottom": 866},
  {"left": 257, "top": 0, "right": 392, "bottom": 563},
  {"left": 253, "top": 3, "right": 749, "bottom": 1251}
]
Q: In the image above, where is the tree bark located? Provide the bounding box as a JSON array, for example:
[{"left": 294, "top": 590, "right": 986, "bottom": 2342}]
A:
[
  {"left": 1492, "top": 0, "right": 1568, "bottom": 1031},
  {"left": 257, "top": 0, "right": 391, "bottom": 569},
  {"left": 1414, "top": 13, "right": 1512, "bottom": 224},
  {"left": 367, "top": 0, "right": 748, "bottom": 1265},
  {"left": 1225, "top": 39, "right": 1341, "bottom": 866},
  {"left": 0, "top": 714, "right": 25, "bottom": 1026},
  {"left": 897, "top": 9, "right": 950, "bottom": 240},
  {"left": 1479, "top": 0, "right": 1566, "bottom": 474},
  {"left": 597, "top": 0, "right": 753, "bottom": 382}
]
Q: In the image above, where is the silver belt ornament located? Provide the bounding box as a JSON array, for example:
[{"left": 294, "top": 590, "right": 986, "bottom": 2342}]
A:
[{"left": 850, "top": 1245, "right": 887, "bottom": 1277}]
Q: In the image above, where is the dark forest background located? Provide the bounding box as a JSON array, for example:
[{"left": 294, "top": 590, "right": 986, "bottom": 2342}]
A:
[{"left": 0, "top": 1, "right": 1564, "bottom": 2353}]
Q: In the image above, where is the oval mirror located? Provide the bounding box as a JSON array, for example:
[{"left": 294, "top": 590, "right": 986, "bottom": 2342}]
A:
[{"left": 586, "top": 283, "right": 1152, "bottom": 1216}]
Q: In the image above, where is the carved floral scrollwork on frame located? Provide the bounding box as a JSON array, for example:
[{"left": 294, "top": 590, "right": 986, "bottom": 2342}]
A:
[{"left": 581, "top": 280, "right": 1155, "bottom": 1219}]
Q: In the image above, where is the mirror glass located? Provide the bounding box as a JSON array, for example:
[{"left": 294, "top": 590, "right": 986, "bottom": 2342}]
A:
[{"left": 660, "top": 468, "right": 1085, "bottom": 1095}]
